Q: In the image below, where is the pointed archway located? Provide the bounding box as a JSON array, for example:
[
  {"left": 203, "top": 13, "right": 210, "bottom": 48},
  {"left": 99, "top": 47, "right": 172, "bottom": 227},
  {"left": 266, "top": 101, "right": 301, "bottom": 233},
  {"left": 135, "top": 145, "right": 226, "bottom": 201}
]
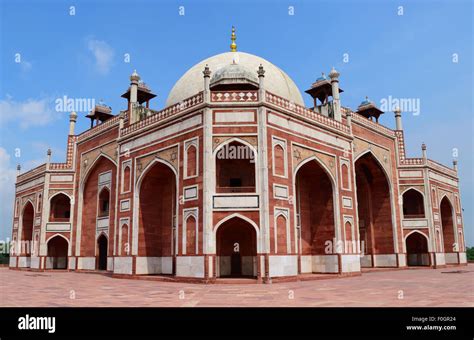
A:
[
  {"left": 402, "top": 189, "right": 425, "bottom": 218},
  {"left": 20, "top": 202, "right": 34, "bottom": 259},
  {"left": 405, "top": 232, "right": 429, "bottom": 266},
  {"left": 47, "top": 235, "right": 69, "bottom": 269},
  {"left": 137, "top": 160, "right": 177, "bottom": 275},
  {"left": 216, "top": 216, "right": 257, "bottom": 278},
  {"left": 355, "top": 152, "right": 395, "bottom": 267},
  {"left": 215, "top": 140, "right": 256, "bottom": 193},
  {"left": 97, "top": 234, "right": 108, "bottom": 270},
  {"left": 81, "top": 155, "right": 116, "bottom": 259},
  {"left": 49, "top": 193, "right": 71, "bottom": 222},
  {"left": 440, "top": 197, "right": 455, "bottom": 254},
  {"left": 294, "top": 158, "right": 336, "bottom": 273}
]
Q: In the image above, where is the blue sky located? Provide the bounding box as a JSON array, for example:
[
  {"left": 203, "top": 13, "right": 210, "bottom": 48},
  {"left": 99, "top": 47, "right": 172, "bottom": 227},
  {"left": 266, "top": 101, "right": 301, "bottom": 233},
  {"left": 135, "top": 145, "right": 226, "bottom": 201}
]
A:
[{"left": 0, "top": 0, "right": 472, "bottom": 246}]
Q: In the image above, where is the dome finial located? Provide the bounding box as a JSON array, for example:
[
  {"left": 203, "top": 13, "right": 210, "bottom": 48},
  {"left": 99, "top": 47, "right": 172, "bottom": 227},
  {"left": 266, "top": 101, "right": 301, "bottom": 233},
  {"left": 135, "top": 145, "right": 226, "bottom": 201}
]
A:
[{"left": 230, "top": 26, "right": 237, "bottom": 52}]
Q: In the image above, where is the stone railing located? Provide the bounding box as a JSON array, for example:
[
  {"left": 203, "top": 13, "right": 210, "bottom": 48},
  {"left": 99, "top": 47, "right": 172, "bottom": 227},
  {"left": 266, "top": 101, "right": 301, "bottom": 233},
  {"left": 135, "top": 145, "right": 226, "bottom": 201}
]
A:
[
  {"left": 427, "top": 159, "right": 457, "bottom": 177},
  {"left": 49, "top": 162, "right": 71, "bottom": 170},
  {"left": 348, "top": 109, "right": 396, "bottom": 137},
  {"left": 265, "top": 91, "right": 350, "bottom": 134},
  {"left": 211, "top": 91, "right": 258, "bottom": 102},
  {"left": 121, "top": 92, "right": 204, "bottom": 137},
  {"left": 400, "top": 158, "right": 424, "bottom": 166},
  {"left": 17, "top": 164, "right": 47, "bottom": 183},
  {"left": 77, "top": 114, "right": 121, "bottom": 143}
]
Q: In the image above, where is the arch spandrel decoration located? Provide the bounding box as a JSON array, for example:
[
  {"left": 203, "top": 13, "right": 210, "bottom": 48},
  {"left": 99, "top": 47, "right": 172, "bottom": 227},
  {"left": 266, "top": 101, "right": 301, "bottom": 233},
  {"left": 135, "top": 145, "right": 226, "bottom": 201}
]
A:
[
  {"left": 21, "top": 194, "right": 36, "bottom": 207},
  {"left": 213, "top": 136, "right": 258, "bottom": 151},
  {"left": 438, "top": 190, "right": 454, "bottom": 204},
  {"left": 400, "top": 185, "right": 425, "bottom": 195},
  {"left": 292, "top": 145, "right": 336, "bottom": 179},
  {"left": 135, "top": 146, "right": 179, "bottom": 181},
  {"left": 80, "top": 142, "right": 118, "bottom": 183},
  {"left": 48, "top": 189, "right": 73, "bottom": 199},
  {"left": 353, "top": 138, "right": 392, "bottom": 178}
]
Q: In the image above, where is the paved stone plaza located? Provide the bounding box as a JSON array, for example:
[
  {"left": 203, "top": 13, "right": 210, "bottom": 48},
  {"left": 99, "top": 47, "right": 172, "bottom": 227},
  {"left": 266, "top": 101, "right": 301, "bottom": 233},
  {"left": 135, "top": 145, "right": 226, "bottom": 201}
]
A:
[{"left": 1, "top": 265, "right": 473, "bottom": 307}]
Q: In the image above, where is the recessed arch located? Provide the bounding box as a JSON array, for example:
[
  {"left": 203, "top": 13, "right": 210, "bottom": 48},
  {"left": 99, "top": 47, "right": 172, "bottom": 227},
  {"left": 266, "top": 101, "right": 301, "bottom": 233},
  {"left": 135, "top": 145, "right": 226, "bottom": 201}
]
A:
[
  {"left": 135, "top": 157, "right": 178, "bottom": 275},
  {"left": 46, "top": 234, "right": 69, "bottom": 269},
  {"left": 185, "top": 144, "right": 198, "bottom": 178},
  {"left": 132, "top": 157, "right": 179, "bottom": 260},
  {"left": 273, "top": 143, "right": 286, "bottom": 177},
  {"left": 122, "top": 165, "right": 131, "bottom": 193},
  {"left": 212, "top": 137, "right": 258, "bottom": 159},
  {"left": 185, "top": 215, "right": 197, "bottom": 255},
  {"left": 405, "top": 230, "right": 429, "bottom": 266},
  {"left": 21, "top": 198, "right": 35, "bottom": 214},
  {"left": 120, "top": 223, "right": 129, "bottom": 255},
  {"left": 294, "top": 156, "right": 337, "bottom": 273},
  {"left": 275, "top": 213, "right": 288, "bottom": 254},
  {"left": 80, "top": 153, "right": 117, "bottom": 191},
  {"left": 215, "top": 214, "right": 258, "bottom": 278},
  {"left": 97, "top": 186, "right": 111, "bottom": 217},
  {"left": 79, "top": 155, "right": 116, "bottom": 257},
  {"left": 214, "top": 138, "right": 257, "bottom": 194},
  {"left": 46, "top": 232, "right": 70, "bottom": 245},
  {"left": 214, "top": 213, "right": 260, "bottom": 238},
  {"left": 440, "top": 196, "right": 456, "bottom": 253},
  {"left": 293, "top": 155, "right": 337, "bottom": 188},
  {"left": 20, "top": 201, "right": 35, "bottom": 257},
  {"left": 402, "top": 188, "right": 425, "bottom": 218},
  {"left": 97, "top": 232, "right": 108, "bottom": 270},
  {"left": 49, "top": 192, "right": 71, "bottom": 222},
  {"left": 136, "top": 157, "right": 178, "bottom": 188},
  {"left": 355, "top": 150, "right": 396, "bottom": 264}
]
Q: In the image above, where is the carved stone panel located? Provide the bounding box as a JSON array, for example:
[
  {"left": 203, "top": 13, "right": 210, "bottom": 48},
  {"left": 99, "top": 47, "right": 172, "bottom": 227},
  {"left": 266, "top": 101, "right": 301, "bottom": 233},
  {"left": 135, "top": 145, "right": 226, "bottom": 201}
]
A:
[
  {"left": 80, "top": 142, "right": 118, "bottom": 183},
  {"left": 353, "top": 138, "right": 391, "bottom": 178},
  {"left": 292, "top": 145, "right": 336, "bottom": 179},
  {"left": 136, "top": 146, "right": 179, "bottom": 181},
  {"left": 213, "top": 136, "right": 258, "bottom": 151}
]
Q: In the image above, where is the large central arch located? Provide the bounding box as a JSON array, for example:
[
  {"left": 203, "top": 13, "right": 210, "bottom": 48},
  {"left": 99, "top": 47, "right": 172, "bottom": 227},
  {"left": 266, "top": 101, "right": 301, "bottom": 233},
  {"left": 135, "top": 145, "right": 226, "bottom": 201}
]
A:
[
  {"left": 215, "top": 215, "right": 258, "bottom": 278},
  {"left": 355, "top": 152, "right": 395, "bottom": 267},
  {"left": 80, "top": 155, "right": 116, "bottom": 266},
  {"left": 294, "top": 157, "right": 336, "bottom": 273},
  {"left": 137, "top": 159, "right": 177, "bottom": 275}
]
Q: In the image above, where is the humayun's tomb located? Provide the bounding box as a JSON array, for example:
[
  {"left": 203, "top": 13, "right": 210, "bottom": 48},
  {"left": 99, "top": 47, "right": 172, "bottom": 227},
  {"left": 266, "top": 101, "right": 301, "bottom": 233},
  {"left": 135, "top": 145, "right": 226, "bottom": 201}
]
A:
[{"left": 9, "top": 28, "right": 467, "bottom": 282}]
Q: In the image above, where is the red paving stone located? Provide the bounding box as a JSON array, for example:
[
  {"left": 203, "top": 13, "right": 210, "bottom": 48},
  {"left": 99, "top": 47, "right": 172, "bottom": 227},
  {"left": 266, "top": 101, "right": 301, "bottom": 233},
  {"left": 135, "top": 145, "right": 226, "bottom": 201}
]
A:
[{"left": 1, "top": 265, "right": 473, "bottom": 307}]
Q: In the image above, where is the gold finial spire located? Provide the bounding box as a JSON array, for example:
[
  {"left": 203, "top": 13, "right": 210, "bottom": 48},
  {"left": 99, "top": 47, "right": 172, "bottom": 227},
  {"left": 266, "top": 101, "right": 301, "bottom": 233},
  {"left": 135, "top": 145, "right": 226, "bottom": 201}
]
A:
[{"left": 230, "top": 26, "right": 237, "bottom": 52}]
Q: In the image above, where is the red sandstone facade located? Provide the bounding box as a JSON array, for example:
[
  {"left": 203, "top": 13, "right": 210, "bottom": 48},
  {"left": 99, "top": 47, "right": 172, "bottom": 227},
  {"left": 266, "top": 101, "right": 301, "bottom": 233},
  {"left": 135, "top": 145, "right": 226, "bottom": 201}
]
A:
[{"left": 9, "top": 48, "right": 467, "bottom": 283}]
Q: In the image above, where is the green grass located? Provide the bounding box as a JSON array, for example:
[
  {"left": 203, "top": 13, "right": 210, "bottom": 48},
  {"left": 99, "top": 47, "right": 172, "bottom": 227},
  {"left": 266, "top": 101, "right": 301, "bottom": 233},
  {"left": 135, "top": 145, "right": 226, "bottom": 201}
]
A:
[
  {"left": 467, "top": 247, "right": 474, "bottom": 261},
  {"left": 0, "top": 253, "right": 9, "bottom": 265}
]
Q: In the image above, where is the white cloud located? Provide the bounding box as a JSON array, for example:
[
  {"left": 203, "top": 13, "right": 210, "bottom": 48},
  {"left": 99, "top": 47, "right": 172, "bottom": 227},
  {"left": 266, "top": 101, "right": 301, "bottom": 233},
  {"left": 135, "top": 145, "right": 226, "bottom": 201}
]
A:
[
  {"left": 21, "top": 60, "right": 32, "bottom": 73},
  {"left": 87, "top": 38, "right": 114, "bottom": 75},
  {"left": 0, "top": 95, "right": 60, "bottom": 129}
]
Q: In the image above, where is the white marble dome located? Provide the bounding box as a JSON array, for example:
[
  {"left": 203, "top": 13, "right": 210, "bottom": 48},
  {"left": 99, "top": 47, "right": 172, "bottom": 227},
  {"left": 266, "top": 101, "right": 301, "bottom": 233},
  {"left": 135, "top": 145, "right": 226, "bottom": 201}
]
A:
[{"left": 166, "top": 51, "right": 304, "bottom": 107}]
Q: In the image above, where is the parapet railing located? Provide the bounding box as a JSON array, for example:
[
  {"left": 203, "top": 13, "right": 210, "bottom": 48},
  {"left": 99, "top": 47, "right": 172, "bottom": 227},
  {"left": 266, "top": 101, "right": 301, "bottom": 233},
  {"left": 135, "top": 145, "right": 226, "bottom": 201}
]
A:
[
  {"left": 347, "top": 109, "right": 396, "bottom": 137},
  {"left": 77, "top": 114, "right": 122, "bottom": 143},
  {"left": 121, "top": 91, "right": 204, "bottom": 137},
  {"left": 400, "top": 158, "right": 424, "bottom": 165},
  {"left": 427, "top": 159, "right": 457, "bottom": 177},
  {"left": 16, "top": 164, "right": 47, "bottom": 183},
  {"left": 265, "top": 91, "right": 350, "bottom": 134}
]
